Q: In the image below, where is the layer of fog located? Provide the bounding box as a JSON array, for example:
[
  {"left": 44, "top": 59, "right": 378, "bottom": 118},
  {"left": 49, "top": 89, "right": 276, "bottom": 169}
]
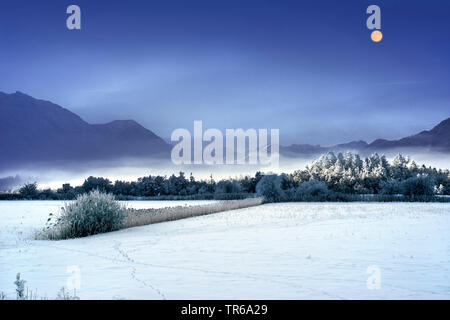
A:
[{"left": 1, "top": 149, "right": 449, "bottom": 191}]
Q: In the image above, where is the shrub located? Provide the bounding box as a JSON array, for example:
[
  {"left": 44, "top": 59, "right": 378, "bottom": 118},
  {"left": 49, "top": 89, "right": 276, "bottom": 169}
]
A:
[
  {"left": 215, "top": 180, "right": 242, "bottom": 194},
  {"left": 42, "top": 190, "right": 126, "bottom": 239},
  {"left": 294, "top": 180, "right": 332, "bottom": 201},
  {"left": 400, "top": 175, "right": 435, "bottom": 197},
  {"left": 18, "top": 182, "right": 38, "bottom": 199},
  {"left": 39, "top": 188, "right": 60, "bottom": 200},
  {"left": 380, "top": 179, "right": 400, "bottom": 195},
  {"left": 256, "top": 175, "right": 284, "bottom": 203}
]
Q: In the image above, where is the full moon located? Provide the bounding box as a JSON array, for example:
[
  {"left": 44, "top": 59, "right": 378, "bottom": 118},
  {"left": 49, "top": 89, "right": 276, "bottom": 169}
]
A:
[{"left": 371, "top": 30, "right": 383, "bottom": 42}]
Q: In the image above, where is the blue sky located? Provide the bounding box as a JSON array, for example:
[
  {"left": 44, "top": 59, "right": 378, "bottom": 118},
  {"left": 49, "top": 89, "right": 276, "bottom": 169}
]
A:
[{"left": 1, "top": 0, "right": 449, "bottom": 145}]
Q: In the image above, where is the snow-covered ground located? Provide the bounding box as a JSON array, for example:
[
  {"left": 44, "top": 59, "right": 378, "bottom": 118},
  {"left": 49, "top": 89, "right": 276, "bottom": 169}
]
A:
[{"left": 1, "top": 201, "right": 449, "bottom": 299}]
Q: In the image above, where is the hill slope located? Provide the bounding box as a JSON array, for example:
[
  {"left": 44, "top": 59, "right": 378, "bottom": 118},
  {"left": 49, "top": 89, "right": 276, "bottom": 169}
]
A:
[
  {"left": 281, "top": 118, "right": 450, "bottom": 157},
  {"left": 368, "top": 118, "right": 450, "bottom": 151},
  {"left": 0, "top": 91, "right": 170, "bottom": 169}
]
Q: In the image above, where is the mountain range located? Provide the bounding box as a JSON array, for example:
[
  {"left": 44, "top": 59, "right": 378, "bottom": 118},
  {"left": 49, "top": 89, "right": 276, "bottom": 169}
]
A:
[
  {"left": 0, "top": 91, "right": 449, "bottom": 170},
  {"left": 0, "top": 91, "right": 170, "bottom": 170},
  {"left": 281, "top": 118, "right": 450, "bottom": 157}
]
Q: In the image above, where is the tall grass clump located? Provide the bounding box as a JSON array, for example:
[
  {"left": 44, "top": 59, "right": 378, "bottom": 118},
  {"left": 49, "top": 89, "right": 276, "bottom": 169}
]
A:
[
  {"left": 14, "top": 273, "right": 26, "bottom": 300},
  {"left": 40, "top": 190, "right": 126, "bottom": 240}
]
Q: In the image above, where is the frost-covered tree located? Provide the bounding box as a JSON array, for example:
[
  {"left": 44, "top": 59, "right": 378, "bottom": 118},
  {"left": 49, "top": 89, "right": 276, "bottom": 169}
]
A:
[
  {"left": 380, "top": 179, "right": 400, "bottom": 195},
  {"left": 18, "top": 182, "right": 39, "bottom": 199},
  {"left": 256, "top": 174, "right": 284, "bottom": 202},
  {"left": 294, "top": 180, "right": 330, "bottom": 201},
  {"left": 434, "top": 184, "right": 445, "bottom": 195},
  {"left": 215, "top": 180, "right": 242, "bottom": 194},
  {"left": 82, "top": 176, "right": 112, "bottom": 193},
  {"left": 285, "top": 152, "right": 448, "bottom": 196},
  {"left": 399, "top": 175, "right": 435, "bottom": 197}
]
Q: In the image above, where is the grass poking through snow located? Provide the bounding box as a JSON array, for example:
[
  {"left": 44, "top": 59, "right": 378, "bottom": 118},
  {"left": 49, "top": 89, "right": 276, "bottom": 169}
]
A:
[{"left": 124, "top": 197, "right": 263, "bottom": 229}]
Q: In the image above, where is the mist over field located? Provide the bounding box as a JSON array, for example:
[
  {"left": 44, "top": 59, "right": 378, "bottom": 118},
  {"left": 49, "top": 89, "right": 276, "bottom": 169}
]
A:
[{"left": 1, "top": 150, "right": 448, "bottom": 191}]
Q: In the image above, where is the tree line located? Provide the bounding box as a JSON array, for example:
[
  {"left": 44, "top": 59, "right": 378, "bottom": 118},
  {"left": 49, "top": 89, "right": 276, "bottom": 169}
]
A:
[{"left": 2, "top": 153, "right": 449, "bottom": 201}]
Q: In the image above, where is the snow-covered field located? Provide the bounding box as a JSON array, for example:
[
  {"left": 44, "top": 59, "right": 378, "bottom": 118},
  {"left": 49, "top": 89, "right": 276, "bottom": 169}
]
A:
[{"left": 1, "top": 201, "right": 449, "bottom": 299}]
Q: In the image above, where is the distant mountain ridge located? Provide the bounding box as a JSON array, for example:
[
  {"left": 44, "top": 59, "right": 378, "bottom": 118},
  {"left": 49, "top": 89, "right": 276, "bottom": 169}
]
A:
[
  {"left": 280, "top": 140, "right": 370, "bottom": 157},
  {"left": 367, "top": 118, "right": 450, "bottom": 151},
  {"left": 281, "top": 119, "right": 450, "bottom": 157},
  {"left": 0, "top": 91, "right": 171, "bottom": 170}
]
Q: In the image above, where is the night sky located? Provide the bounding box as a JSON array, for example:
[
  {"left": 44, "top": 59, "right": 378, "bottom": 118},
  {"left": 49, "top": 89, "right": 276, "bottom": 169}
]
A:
[{"left": 1, "top": 0, "right": 449, "bottom": 145}]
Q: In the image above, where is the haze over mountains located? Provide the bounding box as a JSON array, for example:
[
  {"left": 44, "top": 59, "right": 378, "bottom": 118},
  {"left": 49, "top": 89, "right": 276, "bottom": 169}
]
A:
[{"left": 0, "top": 91, "right": 449, "bottom": 171}]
